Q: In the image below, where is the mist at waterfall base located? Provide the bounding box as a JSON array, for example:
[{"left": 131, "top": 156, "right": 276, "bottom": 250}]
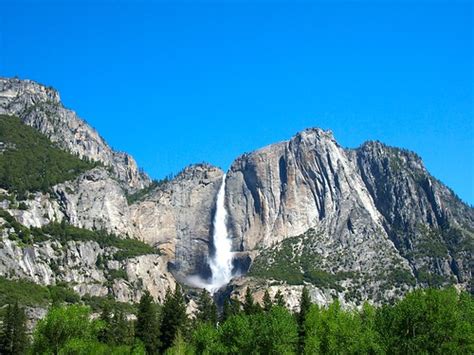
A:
[{"left": 186, "top": 175, "right": 235, "bottom": 293}]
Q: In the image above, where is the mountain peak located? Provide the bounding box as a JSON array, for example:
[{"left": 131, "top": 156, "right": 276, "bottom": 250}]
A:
[
  {"left": 294, "top": 127, "right": 334, "bottom": 141},
  {"left": 0, "top": 77, "right": 149, "bottom": 190},
  {"left": 0, "top": 77, "right": 60, "bottom": 109}
]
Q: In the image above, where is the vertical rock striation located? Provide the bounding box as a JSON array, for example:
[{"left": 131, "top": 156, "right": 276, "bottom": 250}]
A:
[
  {"left": 130, "top": 164, "right": 224, "bottom": 278},
  {"left": 226, "top": 128, "right": 385, "bottom": 251},
  {"left": 226, "top": 128, "right": 473, "bottom": 302},
  {"left": 0, "top": 77, "right": 472, "bottom": 308},
  {"left": 355, "top": 141, "right": 474, "bottom": 286}
]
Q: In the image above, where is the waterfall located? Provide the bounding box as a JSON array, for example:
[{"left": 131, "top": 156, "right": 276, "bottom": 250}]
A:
[{"left": 207, "top": 174, "right": 233, "bottom": 292}]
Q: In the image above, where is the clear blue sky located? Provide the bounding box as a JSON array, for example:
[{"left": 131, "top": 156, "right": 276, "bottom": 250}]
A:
[{"left": 1, "top": 1, "right": 473, "bottom": 204}]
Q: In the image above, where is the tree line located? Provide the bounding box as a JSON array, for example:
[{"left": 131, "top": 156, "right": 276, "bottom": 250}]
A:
[{"left": 0, "top": 286, "right": 472, "bottom": 354}]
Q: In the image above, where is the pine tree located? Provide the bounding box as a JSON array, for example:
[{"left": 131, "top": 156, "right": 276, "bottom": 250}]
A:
[
  {"left": 219, "top": 298, "right": 233, "bottom": 323},
  {"left": 298, "top": 286, "right": 312, "bottom": 326},
  {"left": 222, "top": 298, "right": 231, "bottom": 323},
  {"left": 99, "top": 302, "right": 132, "bottom": 346},
  {"left": 243, "top": 288, "right": 256, "bottom": 315},
  {"left": 136, "top": 291, "right": 161, "bottom": 354},
  {"left": 274, "top": 289, "right": 286, "bottom": 307},
  {"left": 210, "top": 302, "right": 218, "bottom": 326},
  {"left": 0, "top": 302, "right": 28, "bottom": 355},
  {"left": 196, "top": 289, "right": 217, "bottom": 326},
  {"left": 160, "top": 285, "right": 188, "bottom": 352},
  {"left": 263, "top": 290, "right": 273, "bottom": 312},
  {"left": 164, "top": 330, "right": 193, "bottom": 355},
  {"left": 98, "top": 301, "right": 112, "bottom": 344},
  {"left": 111, "top": 309, "right": 133, "bottom": 345},
  {"left": 221, "top": 296, "right": 242, "bottom": 323},
  {"left": 298, "top": 286, "right": 312, "bottom": 352}
]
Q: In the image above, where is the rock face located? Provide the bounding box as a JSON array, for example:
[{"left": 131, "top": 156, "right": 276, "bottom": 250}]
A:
[
  {"left": 0, "top": 229, "right": 175, "bottom": 303},
  {"left": 130, "top": 164, "right": 224, "bottom": 277},
  {"left": 4, "top": 167, "right": 133, "bottom": 238},
  {"left": 53, "top": 168, "right": 134, "bottom": 237},
  {"left": 354, "top": 142, "right": 473, "bottom": 285},
  {"left": 226, "top": 129, "right": 384, "bottom": 250},
  {"left": 0, "top": 77, "right": 149, "bottom": 191},
  {"left": 226, "top": 128, "right": 473, "bottom": 304},
  {"left": 0, "top": 77, "right": 472, "bottom": 311}
]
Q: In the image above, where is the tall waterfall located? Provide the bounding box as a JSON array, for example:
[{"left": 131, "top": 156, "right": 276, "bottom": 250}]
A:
[{"left": 207, "top": 174, "right": 234, "bottom": 292}]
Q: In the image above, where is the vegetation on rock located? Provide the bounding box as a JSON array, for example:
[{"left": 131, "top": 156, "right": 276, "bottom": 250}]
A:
[
  {"left": 125, "top": 176, "right": 173, "bottom": 205},
  {"left": 0, "top": 115, "right": 98, "bottom": 194},
  {"left": 0, "top": 210, "right": 158, "bottom": 259},
  {"left": 32, "top": 220, "right": 159, "bottom": 260}
]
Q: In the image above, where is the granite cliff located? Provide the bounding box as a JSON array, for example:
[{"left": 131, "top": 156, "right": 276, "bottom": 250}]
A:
[
  {"left": 225, "top": 129, "right": 473, "bottom": 307},
  {"left": 0, "top": 77, "right": 472, "bottom": 314},
  {"left": 0, "top": 78, "right": 149, "bottom": 191}
]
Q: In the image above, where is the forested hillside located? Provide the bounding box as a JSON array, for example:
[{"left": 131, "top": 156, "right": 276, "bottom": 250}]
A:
[{"left": 0, "top": 115, "right": 97, "bottom": 194}]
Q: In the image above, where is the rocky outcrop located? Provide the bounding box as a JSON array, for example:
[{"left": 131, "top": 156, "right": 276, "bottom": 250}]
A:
[
  {"left": 3, "top": 189, "right": 64, "bottom": 229},
  {"left": 0, "top": 77, "right": 149, "bottom": 191},
  {"left": 226, "top": 128, "right": 386, "bottom": 251},
  {"left": 1, "top": 77, "right": 472, "bottom": 310},
  {"left": 226, "top": 128, "right": 473, "bottom": 304},
  {"left": 0, "top": 227, "right": 174, "bottom": 303},
  {"left": 354, "top": 141, "right": 474, "bottom": 286},
  {"left": 53, "top": 168, "right": 134, "bottom": 237},
  {"left": 230, "top": 278, "right": 335, "bottom": 312},
  {"left": 130, "top": 164, "right": 224, "bottom": 277},
  {"left": 3, "top": 168, "right": 133, "bottom": 237}
]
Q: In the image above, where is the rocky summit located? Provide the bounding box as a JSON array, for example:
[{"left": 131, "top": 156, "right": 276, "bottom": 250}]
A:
[{"left": 0, "top": 77, "right": 472, "bottom": 316}]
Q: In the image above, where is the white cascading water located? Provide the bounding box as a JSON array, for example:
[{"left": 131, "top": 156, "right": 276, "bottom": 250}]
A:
[{"left": 207, "top": 174, "right": 234, "bottom": 292}]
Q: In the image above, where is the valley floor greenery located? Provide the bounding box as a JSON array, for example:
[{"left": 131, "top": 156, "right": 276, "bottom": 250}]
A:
[{"left": 0, "top": 286, "right": 472, "bottom": 354}]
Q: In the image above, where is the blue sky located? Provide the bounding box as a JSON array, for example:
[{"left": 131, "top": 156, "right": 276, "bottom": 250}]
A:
[{"left": 1, "top": 1, "right": 473, "bottom": 204}]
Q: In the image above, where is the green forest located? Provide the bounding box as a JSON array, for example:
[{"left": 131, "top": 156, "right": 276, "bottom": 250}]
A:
[
  {"left": 0, "top": 286, "right": 472, "bottom": 354},
  {"left": 0, "top": 115, "right": 97, "bottom": 195}
]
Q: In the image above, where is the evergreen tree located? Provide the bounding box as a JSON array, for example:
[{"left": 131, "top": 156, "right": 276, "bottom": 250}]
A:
[
  {"left": 221, "top": 298, "right": 231, "bottom": 323},
  {"left": 274, "top": 289, "right": 286, "bottom": 307},
  {"left": 211, "top": 302, "right": 217, "bottom": 326},
  {"left": 221, "top": 297, "right": 241, "bottom": 323},
  {"left": 110, "top": 309, "right": 133, "bottom": 346},
  {"left": 196, "top": 289, "right": 217, "bottom": 326},
  {"left": 263, "top": 289, "right": 273, "bottom": 312},
  {"left": 243, "top": 287, "right": 255, "bottom": 315},
  {"left": 298, "top": 286, "right": 312, "bottom": 326},
  {"left": 298, "top": 286, "right": 312, "bottom": 351},
  {"left": 0, "top": 302, "right": 28, "bottom": 355},
  {"left": 254, "top": 302, "right": 263, "bottom": 314},
  {"left": 230, "top": 297, "right": 241, "bottom": 316},
  {"left": 160, "top": 285, "right": 188, "bottom": 352},
  {"left": 136, "top": 291, "right": 161, "bottom": 354},
  {"left": 98, "top": 301, "right": 112, "bottom": 344}
]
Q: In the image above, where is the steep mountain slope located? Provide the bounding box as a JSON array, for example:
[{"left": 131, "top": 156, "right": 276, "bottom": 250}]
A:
[
  {"left": 355, "top": 142, "right": 473, "bottom": 287},
  {"left": 0, "top": 127, "right": 220, "bottom": 304},
  {"left": 226, "top": 129, "right": 386, "bottom": 250},
  {"left": 0, "top": 77, "right": 472, "bottom": 314},
  {"left": 225, "top": 129, "right": 473, "bottom": 306},
  {"left": 130, "top": 164, "right": 223, "bottom": 278},
  {"left": 0, "top": 78, "right": 149, "bottom": 191}
]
